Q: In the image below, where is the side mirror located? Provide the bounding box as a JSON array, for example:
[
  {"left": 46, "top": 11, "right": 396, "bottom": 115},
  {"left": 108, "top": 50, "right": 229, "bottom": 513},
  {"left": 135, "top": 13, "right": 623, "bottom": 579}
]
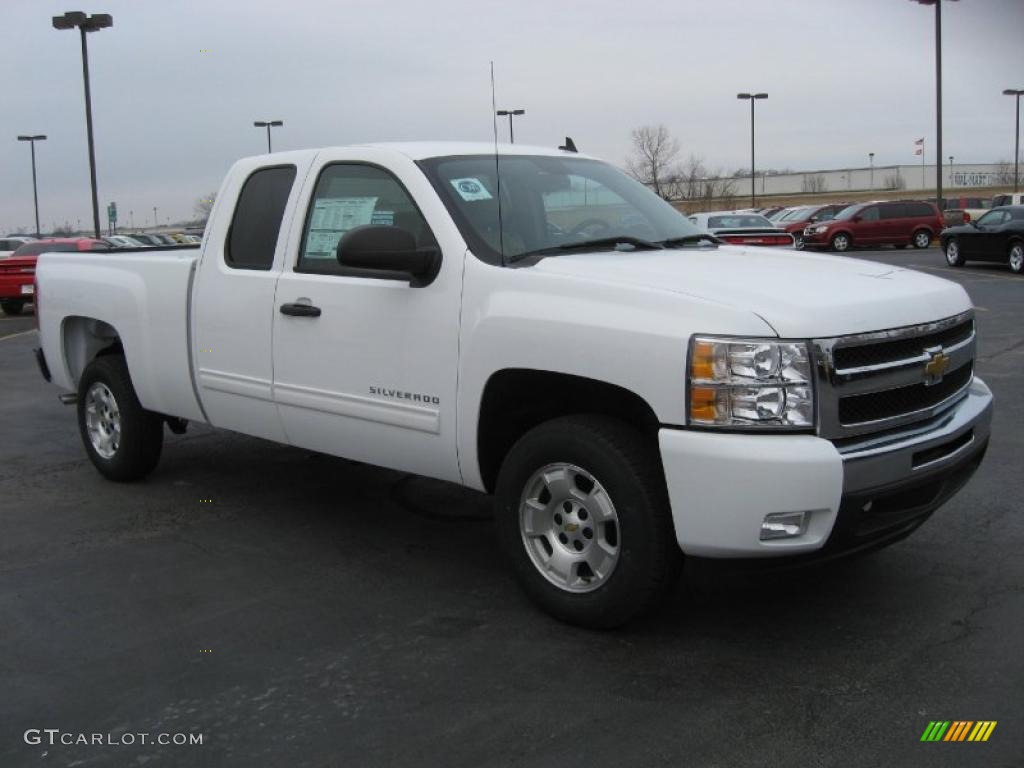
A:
[{"left": 336, "top": 225, "right": 440, "bottom": 287}]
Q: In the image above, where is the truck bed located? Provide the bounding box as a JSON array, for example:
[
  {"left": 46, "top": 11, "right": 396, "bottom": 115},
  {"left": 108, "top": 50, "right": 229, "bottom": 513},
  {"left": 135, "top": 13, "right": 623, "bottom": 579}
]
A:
[{"left": 35, "top": 245, "right": 207, "bottom": 423}]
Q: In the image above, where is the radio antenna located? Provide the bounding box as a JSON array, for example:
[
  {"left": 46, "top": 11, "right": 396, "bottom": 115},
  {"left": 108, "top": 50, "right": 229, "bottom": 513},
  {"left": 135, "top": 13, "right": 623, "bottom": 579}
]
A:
[{"left": 490, "top": 61, "right": 506, "bottom": 265}]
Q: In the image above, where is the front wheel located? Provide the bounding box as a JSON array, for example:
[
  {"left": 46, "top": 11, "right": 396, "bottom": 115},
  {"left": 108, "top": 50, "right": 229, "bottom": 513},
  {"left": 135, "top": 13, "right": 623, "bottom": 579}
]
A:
[
  {"left": 77, "top": 354, "right": 163, "bottom": 481},
  {"left": 1009, "top": 242, "right": 1024, "bottom": 274},
  {"left": 944, "top": 238, "right": 965, "bottom": 267},
  {"left": 793, "top": 235, "right": 804, "bottom": 250},
  {"left": 494, "top": 415, "right": 680, "bottom": 628},
  {"left": 830, "top": 233, "right": 851, "bottom": 252},
  {"left": 1, "top": 300, "right": 25, "bottom": 316},
  {"left": 912, "top": 229, "right": 932, "bottom": 249}
]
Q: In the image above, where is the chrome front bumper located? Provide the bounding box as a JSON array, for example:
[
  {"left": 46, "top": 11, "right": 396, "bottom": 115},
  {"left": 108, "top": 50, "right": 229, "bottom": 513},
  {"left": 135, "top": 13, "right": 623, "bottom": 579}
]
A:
[{"left": 838, "top": 377, "right": 993, "bottom": 495}]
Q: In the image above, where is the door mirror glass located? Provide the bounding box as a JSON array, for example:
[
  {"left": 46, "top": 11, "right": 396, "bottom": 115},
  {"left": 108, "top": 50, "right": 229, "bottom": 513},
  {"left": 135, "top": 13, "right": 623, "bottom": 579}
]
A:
[{"left": 337, "top": 225, "right": 440, "bottom": 286}]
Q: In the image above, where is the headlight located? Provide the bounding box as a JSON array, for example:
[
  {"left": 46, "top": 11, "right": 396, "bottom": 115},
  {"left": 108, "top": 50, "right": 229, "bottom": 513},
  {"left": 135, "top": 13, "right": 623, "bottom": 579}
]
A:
[
  {"left": 688, "top": 336, "right": 814, "bottom": 428},
  {"left": 813, "top": 225, "right": 828, "bottom": 233}
]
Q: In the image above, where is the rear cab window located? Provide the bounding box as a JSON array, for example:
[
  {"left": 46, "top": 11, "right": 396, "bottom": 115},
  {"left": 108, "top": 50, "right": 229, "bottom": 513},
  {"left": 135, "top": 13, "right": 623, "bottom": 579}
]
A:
[{"left": 225, "top": 165, "right": 297, "bottom": 270}]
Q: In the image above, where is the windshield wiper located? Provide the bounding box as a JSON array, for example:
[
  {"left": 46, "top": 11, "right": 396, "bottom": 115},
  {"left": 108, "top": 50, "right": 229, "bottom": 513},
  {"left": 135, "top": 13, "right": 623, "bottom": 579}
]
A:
[
  {"left": 658, "top": 234, "right": 721, "bottom": 247},
  {"left": 511, "top": 236, "right": 664, "bottom": 263}
]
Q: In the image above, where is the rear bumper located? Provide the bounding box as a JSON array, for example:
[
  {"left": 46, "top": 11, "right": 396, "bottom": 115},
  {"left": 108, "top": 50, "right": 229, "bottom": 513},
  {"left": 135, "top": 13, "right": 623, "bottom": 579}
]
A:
[
  {"left": 658, "top": 377, "right": 993, "bottom": 558},
  {"left": 0, "top": 275, "right": 35, "bottom": 299},
  {"left": 34, "top": 347, "right": 51, "bottom": 383}
]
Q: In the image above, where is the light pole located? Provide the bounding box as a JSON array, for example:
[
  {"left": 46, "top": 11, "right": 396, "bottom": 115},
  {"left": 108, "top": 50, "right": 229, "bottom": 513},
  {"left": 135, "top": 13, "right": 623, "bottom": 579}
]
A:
[
  {"left": 1003, "top": 89, "right": 1023, "bottom": 193},
  {"left": 868, "top": 152, "right": 875, "bottom": 190},
  {"left": 910, "top": 0, "right": 956, "bottom": 211},
  {"left": 17, "top": 135, "right": 47, "bottom": 238},
  {"left": 153, "top": 207, "right": 158, "bottom": 228},
  {"left": 948, "top": 155, "right": 954, "bottom": 188},
  {"left": 737, "top": 93, "right": 767, "bottom": 207},
  {"left": 53, "top": 11, "right": 112, "bottom": 240},
  {"left": 495, "top": 109, "right": 525, "bottom": 143},
  {"left": 253, "top": 120, "right": 283, "bottom": 153}
]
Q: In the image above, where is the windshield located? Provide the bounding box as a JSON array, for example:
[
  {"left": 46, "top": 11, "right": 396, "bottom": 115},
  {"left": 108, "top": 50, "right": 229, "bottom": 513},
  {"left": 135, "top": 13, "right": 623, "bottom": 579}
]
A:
[
  {"left": 777, "top": 207, "right": 811, "bottom": 221},
  {"left": 707, "top": 214, "right": 774, "bottom": 228},
  {"left": 832, "top": 204, "right": 861, "bottom": 220},
  {"left": 417, "top": 154, "right": 705, "bottom": 264}
]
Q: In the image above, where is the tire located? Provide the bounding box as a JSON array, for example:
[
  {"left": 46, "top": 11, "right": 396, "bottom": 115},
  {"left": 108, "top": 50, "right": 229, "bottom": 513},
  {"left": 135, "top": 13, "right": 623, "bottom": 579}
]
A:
[
  {"left": 77, "top": 354, "right": 163, "bottom": 481},
  {"left": 1009, "top": 241, "right": 1024, "bottom": 274},
  {"left": 494, "top": 415, "right": 681, "bottom": 628},
  {"left": 912, "top": 229, "right": 932, "bottom": 249},
  {"left": 793, "top": 235, "right": 804, "bottom": 250},
  {"left": 830, "top": 233, "right": 851, "bottom": 252},
  {"left": 944, "top": 237, "right": 965, "bottom": 267},
  {"left": 1, "top": 300, "right": 25, "bottom": 316}
]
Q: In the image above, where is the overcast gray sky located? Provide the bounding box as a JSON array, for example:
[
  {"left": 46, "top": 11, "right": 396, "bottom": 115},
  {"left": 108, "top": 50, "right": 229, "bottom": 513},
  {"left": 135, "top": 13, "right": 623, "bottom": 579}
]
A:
[{"left": 2, "top": 0, "right": 1022, "bottom": 232}]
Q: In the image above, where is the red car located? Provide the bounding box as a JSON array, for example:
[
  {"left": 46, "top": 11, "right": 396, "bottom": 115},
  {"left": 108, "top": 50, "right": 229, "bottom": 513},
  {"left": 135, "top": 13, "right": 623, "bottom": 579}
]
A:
[
  {"left": 775, "top": 203, "right": 851, "bottom": 249},
  {"left": 1, "top": 238, "right": 108, "bottom": 315},
  {"left": 801, "top": 200, "right": 943, "bottom": 252}
]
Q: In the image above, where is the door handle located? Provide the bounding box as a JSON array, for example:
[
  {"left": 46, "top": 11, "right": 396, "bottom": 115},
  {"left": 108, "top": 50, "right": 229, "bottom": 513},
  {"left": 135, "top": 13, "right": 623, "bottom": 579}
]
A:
[{"left": 279, "top": 302, "right": 321, "bottom": 317}]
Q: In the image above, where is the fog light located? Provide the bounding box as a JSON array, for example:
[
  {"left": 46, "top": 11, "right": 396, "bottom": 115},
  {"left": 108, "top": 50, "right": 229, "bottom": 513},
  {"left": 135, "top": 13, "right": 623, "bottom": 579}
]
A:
[{"left": 760, "top": 511, "right": 808, "bottom": 541}]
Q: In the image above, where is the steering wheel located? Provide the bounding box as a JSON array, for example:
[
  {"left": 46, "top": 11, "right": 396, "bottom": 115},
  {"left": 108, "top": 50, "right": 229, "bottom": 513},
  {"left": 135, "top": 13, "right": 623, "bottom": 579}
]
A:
[{"left": 566, "top": 218, "right": 612, "bottom": 239}]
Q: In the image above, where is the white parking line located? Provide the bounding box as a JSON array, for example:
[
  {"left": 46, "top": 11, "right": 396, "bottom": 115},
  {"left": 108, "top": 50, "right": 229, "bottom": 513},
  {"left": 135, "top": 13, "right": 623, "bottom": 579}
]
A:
[
  {"left": 0, "top": 329, "right": 37, "bottom": 341},
  {"left": 907, "top": 264, "right": 1019, "bottom": 282}
]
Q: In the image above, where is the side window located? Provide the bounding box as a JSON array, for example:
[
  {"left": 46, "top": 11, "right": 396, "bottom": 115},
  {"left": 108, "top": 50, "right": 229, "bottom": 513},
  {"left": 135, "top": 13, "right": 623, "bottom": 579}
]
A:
[
  {"left": 879, "top": 203, "right": 905, "bottom": 219},
  {"left": 298, "top": 163, "right": 436, "bottom": 274},
  {"left": 909, "top": 202, "right": 934, "bottom": 217},
  {"left": 225, "top": 165, "right": 296, "bottom": 270},
  {"left": 860, "top": 206, "right": 880, "bottom": 221}
]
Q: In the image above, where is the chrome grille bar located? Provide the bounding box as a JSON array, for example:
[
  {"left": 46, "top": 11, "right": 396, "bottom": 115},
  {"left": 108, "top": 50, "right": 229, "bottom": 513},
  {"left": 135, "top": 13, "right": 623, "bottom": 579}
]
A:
[{"left": 813, "top": 311, "right": 975, "bottom": 440}]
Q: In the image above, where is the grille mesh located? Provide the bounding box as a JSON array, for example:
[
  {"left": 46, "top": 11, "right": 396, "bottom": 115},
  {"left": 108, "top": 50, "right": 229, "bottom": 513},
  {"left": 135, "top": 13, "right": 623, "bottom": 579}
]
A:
[
  {"left": 838, "top": 364, "right": 972, "bottom": 425},
  {"left": 833, "top": 319, "right": 974, "bottom": 370}
]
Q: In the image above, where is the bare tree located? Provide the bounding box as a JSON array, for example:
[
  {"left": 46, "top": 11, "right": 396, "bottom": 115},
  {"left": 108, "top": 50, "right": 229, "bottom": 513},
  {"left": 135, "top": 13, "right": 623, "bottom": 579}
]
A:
[
  {"left": 626, "top": 125, "right": 680, "bottom": 199},
  {"left": 882, "top": 172, "right": 906, "bottom": 191},
  {"left": 193, "top": 192, "right": 217, "bottom": 222},
  {"left": 801, "top": 174, "right": 828, "bottom": 193}
]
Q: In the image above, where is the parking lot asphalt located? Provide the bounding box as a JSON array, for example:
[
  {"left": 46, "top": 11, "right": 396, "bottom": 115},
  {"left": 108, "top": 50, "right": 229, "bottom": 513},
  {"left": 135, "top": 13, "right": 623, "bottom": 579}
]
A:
[{"left": 1, "top": 247, "right": 1021, "bottom": 767}]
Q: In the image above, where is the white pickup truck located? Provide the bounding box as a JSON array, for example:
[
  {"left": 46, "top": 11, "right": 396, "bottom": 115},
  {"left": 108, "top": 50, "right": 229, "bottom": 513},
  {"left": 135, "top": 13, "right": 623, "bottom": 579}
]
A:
[{"left": 34, "top": 142, "right": 993, "bottom": 627}]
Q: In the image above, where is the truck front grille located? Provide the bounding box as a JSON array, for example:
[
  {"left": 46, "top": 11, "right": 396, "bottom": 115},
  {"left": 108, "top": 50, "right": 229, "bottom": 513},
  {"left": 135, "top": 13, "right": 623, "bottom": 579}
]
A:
[{"left": 813, "top": 312, "right": 975, "bottom": 440}]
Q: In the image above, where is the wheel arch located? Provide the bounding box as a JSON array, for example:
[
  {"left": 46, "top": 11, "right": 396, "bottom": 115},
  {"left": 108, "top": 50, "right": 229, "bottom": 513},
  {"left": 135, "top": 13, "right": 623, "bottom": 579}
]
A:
[
  {"left": 61, "top": 316, "right": 125, "bottom": 389},
  {"left": 476, "top": 368, "right": 661, "bottom": 494}
]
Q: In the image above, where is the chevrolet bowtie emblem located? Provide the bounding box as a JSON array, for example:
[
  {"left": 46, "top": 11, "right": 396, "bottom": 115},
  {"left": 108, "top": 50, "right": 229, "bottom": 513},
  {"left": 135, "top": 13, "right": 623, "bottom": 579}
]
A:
[{"left": 924, "top": 347, "right": 951, "bottom": 385}]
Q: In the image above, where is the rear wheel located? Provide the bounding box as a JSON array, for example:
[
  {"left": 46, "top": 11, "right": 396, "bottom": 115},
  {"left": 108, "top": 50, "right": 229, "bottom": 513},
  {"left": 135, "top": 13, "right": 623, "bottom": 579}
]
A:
[
  {"left": 77, "top": 354, "right": 163, "bottom": 481},
  {"left": 830, "top": 233, "right": 851, "bottom": 252},
  {"left": 494, "top": 415, "right": 680, "bottom": 628},
  {"left": 944, "top": 238, "right": 965, "bottom": 267},
  {"left": 793, "top": 234, "right": 805, "bottom": 250},
  {"left": 1, "top": 300, "right": 25, "bottom": 316},
  {"left": 912, "top": 229, "right": 932, "bottom": 249},
  {"left": 1009, "top": 242, "right": 1024, "bottom": 274}
]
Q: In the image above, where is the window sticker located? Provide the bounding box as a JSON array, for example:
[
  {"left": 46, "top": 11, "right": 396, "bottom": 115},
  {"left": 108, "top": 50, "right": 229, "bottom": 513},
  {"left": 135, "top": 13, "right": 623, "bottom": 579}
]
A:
[
  {"left": 450, "top": 177, "right": 493, "bottom": 201},
  {"left": 304, "top": 196, "right": 378, "bottom": 259},
  {"left": 371, "top": 210, "right": 395, "bottom": 226}
]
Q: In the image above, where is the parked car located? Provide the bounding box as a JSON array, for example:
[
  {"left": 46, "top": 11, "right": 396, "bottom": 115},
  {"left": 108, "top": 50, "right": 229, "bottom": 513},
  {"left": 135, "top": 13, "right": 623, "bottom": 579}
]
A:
[
  {"left": 991, "top": 193, "right": 1024, "bottom": 208},
  {"left": 0, "top": 236, "right": 35, "bottom": 258},
  {"left": 777, "top": 203, "right": 851, "bottom": 249},
  {"left": 942, "top": 196, "right": 990, "bottom": 226},
  {"left": 767, "top": 206, "right": 800, "bottom": 221},
  {"left": 1, "top": 237, "right": 108, "bottom": 315},
  {"left": 127, "top": 233, "right": 165, "bottom": 246},
  {"left": 105, "top": 235, "right": 146, "bottom": 248},
  {"left": 687, "top": 211, "right": 794, "bottom": 246},
  {"left": 802, "top": 200, "right": 943, "bottom": 252},
  {"left": 32, "top": 142, "right": 991, "bottom": 627},
  {"left": 940, "top": 205, "right": 1024, "bottom": 274},
  {"left": 757, "top": 206, "right": 787, "bottom": 219}
]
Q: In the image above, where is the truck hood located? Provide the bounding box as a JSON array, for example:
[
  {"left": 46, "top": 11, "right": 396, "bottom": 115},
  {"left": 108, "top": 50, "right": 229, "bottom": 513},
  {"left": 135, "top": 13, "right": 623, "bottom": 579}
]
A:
[{"left": 532, "top": 246, "right": 972, "bottom": 337}]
